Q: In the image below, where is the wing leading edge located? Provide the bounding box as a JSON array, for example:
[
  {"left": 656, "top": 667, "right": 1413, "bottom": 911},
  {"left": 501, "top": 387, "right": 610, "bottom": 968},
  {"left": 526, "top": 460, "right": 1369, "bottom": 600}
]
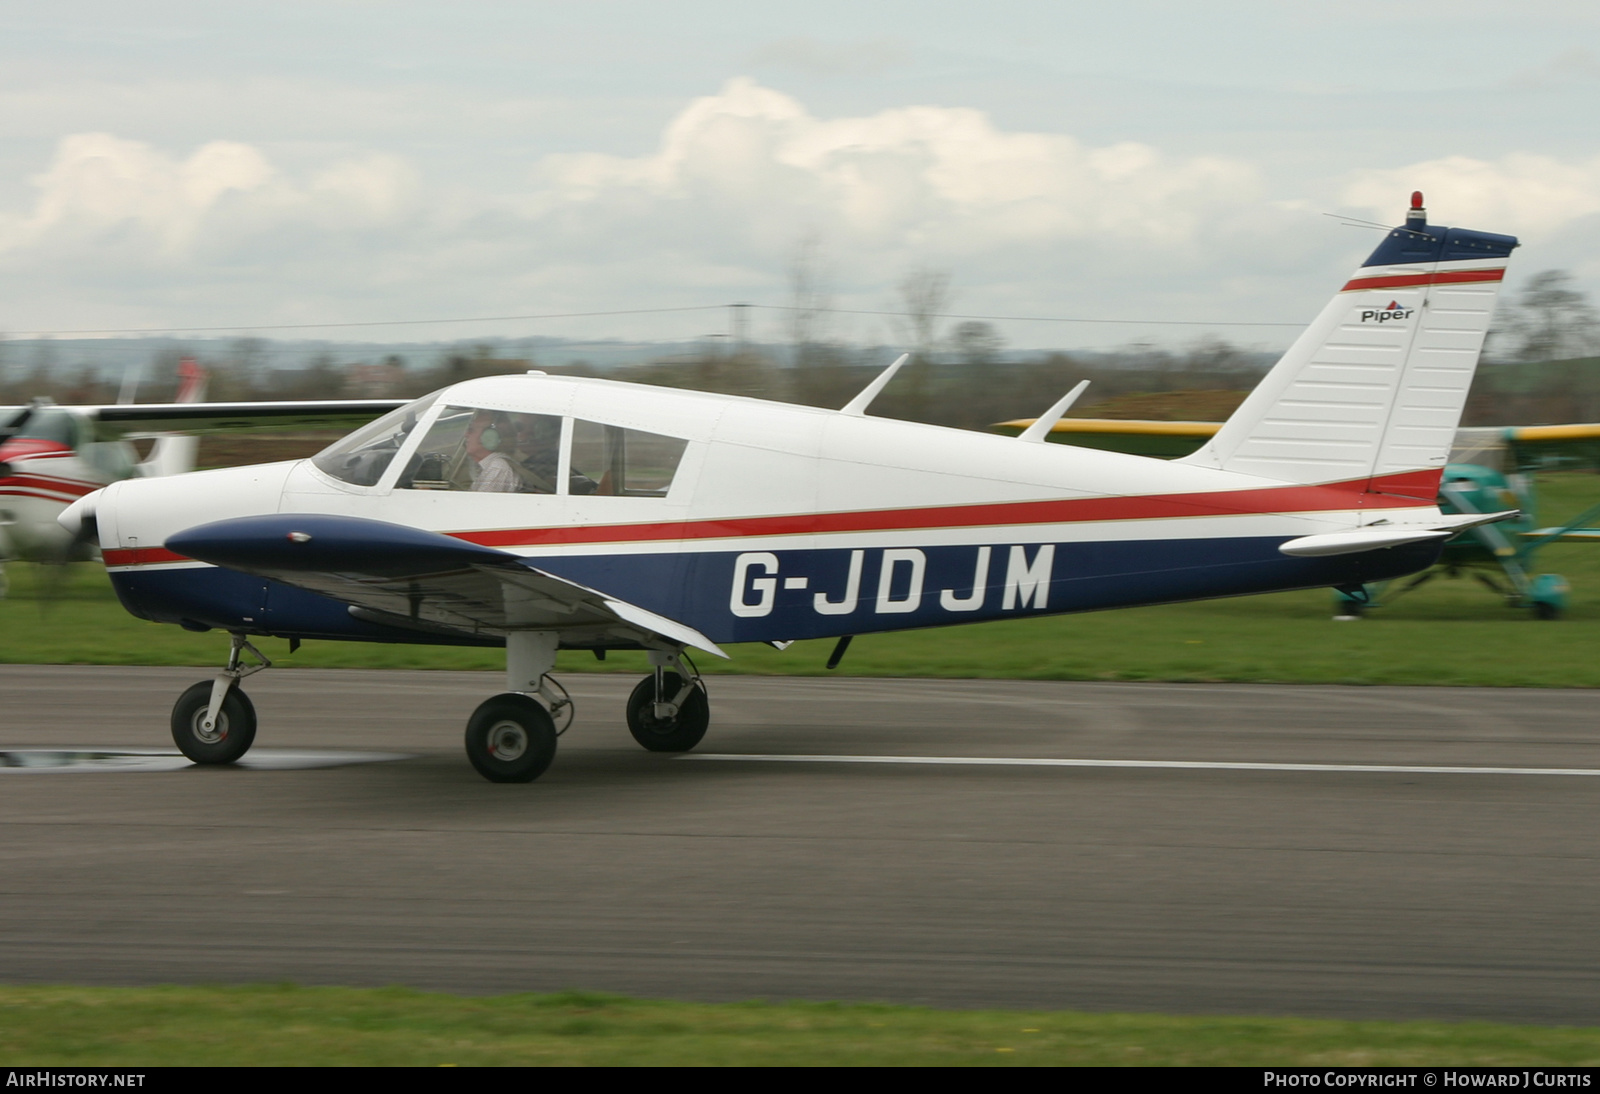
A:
[{"left": 164, "top": 514, "right": 726, "bottom": 658}]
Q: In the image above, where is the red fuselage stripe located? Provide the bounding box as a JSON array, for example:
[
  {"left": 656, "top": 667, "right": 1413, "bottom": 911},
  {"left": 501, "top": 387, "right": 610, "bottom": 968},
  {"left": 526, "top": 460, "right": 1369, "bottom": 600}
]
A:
[
  {"left": 103, "top": 546, "right": 190, "bottom": 566},
  {"left": 102, "top": 470, "right": 1444, "bottom": 568},
  {"left": 454, "top": 470, "right": 1443, "bottom": 549},
  {"left": 0, "top": 440, "right": 72, "bottom": 460},
  {"left": 0, "top": 475, "right": 98, "bottom": 498},
  {"left": 1341, "top": 268, "right": 1505, "bottom": 293}
]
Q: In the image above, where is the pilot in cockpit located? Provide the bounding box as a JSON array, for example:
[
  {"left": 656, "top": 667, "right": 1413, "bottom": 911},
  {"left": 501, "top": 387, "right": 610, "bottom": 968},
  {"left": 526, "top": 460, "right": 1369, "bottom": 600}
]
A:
[{"left": 465, "top": 412, "right": 519, "bottom": 492}]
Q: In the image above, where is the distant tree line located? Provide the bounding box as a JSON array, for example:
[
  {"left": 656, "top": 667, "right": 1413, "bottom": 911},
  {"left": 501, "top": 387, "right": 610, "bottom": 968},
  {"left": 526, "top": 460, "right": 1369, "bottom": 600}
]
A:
[{"left": 4, "top": 268, "right": 1599, "bottom": 431}]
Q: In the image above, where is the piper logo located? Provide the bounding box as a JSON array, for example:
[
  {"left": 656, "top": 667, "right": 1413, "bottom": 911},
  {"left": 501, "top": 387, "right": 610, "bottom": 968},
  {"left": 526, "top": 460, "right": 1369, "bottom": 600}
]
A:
[{"left": 1360, "top": 299, "right": 1414, "bottom": 324}]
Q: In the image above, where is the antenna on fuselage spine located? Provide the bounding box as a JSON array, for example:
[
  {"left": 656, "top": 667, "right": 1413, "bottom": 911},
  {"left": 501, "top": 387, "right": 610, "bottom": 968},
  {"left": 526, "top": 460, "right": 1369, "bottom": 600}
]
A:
[
  {"left": 840, "top": 353, "right": 910, "bottom": 416},
  {"left": 1017, "top": 380, "right": 1090, "bottom": 443}
]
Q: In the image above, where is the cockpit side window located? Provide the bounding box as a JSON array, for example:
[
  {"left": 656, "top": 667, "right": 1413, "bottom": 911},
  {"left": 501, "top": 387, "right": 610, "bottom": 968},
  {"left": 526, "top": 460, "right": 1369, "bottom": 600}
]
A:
[
  {"left": 311, "top": 391, "right": 441, "bottom": 487},
  {"left": 396, "top": 406, "right": 565, "bottom": 494},
  {"left": 569, "top": 420, "right": 689, "bottom": 497}
]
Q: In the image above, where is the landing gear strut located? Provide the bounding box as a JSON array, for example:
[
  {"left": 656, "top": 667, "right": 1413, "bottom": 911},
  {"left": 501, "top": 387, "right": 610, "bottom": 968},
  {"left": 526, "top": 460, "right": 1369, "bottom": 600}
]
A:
[
  {"left": 170, "top": 634, "right": 268, "bottom": 765},
  {"left": 464, "top": 631, "right": 572, "bottom": 783},
  {"left": 625, "top": 650, "right": 709, "bottom": 753}
]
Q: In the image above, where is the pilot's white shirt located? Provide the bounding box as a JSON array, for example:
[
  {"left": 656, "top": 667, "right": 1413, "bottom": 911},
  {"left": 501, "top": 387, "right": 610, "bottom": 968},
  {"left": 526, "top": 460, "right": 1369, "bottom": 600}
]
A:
[{"left": 472, "top": 451, "right": 520, "bottom": 493}]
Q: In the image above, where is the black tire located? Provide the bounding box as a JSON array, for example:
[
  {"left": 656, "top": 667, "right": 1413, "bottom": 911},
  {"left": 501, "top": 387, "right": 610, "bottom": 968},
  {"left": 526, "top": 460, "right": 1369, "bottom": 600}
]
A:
[
  {"left": 464, "top": 693, "right": 557, "bottom": 783},
  {"left": 1533, "top": 600, "right": 1562, "bottom": 621},
  {"left": 171, "top": 681, "right": 257, "bottom": 765},
  {"left": 626, "top": 673, "right": 709, "bottom": 753}
]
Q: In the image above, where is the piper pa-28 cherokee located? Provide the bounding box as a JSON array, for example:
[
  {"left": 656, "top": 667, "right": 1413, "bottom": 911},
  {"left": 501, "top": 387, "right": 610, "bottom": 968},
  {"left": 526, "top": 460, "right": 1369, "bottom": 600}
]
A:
[{"left": 61, "top": 194, "right": 1519, "bottom": 783}]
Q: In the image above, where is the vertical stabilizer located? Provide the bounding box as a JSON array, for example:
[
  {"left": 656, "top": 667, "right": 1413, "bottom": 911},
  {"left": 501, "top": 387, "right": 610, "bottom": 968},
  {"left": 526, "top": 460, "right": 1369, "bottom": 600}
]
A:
[
  {"left": 1180, "top": 196, "right": 1516, "bottom": 497},
  {"left": 137, "top": 357, "right": 208, "bottom": 478}
]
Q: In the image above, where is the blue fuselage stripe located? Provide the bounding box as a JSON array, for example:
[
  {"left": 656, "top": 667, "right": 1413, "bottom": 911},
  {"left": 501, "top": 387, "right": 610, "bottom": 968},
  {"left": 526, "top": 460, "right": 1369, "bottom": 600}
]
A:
[{"left": 109, "top": 535, "right": 1441, "bottom": 645}]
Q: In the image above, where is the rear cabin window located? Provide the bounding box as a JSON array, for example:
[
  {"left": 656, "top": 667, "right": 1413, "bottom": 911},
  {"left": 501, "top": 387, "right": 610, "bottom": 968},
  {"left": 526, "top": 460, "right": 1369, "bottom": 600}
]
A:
[{"left": 569, "top": 420, "right": 689, "bottom": 497}]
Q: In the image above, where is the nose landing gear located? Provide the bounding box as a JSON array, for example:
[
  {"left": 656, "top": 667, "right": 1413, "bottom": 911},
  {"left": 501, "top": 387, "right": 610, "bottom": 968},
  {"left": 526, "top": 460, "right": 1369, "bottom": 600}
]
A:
[{"left": 170, "top": 634, "right": 268, "bottom": 765}]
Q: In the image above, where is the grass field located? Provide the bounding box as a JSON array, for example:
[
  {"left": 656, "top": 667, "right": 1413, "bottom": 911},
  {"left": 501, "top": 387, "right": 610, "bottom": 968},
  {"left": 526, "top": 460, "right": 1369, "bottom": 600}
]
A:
[
  {"left": 2, "top": 985, "right": 1599, "bottom": 1066},
  {"left": 7, "top": 473, "right": 1600, "bottom": 687}
]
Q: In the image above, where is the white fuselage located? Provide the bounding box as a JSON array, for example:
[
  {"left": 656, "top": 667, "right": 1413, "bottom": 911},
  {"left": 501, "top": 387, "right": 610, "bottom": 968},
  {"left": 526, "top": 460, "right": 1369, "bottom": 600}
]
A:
[{"left": 92, "top": 373, "right": 1445, "bottom": 646}]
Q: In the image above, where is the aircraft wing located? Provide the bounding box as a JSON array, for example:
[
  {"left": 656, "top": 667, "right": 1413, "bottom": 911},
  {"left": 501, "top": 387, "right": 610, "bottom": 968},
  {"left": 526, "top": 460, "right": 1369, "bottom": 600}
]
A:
[
  {"left": 86, "top": 399, "right": 408, "bottom": 436},
  {"left": 1507, "top": 424, "right": 1600, "bottom": 444},
  {"left": 164, "top": 514, "right": 727, "bottom": 658},
  {"left": 1522, "top": 528, "right": 1600, "bottom": 541}
]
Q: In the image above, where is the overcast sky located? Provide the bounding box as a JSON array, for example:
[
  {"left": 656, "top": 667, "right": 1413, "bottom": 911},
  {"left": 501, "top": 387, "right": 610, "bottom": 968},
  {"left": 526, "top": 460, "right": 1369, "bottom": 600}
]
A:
[{"left": 2, "top": 1, "right": 1598, "bottom": 354}]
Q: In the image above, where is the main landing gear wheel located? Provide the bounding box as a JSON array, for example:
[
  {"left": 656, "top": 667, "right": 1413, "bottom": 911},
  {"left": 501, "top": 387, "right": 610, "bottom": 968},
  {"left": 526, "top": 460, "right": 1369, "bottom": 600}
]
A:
[
  {"left": 464, "top": 693, "right": 558, "bottom": 783},
  {"left": 626, "top": 672, "right": 709, "bottom": 753},
  {"left": 170, "top": 681, "right": 257, "bottom": 765}
]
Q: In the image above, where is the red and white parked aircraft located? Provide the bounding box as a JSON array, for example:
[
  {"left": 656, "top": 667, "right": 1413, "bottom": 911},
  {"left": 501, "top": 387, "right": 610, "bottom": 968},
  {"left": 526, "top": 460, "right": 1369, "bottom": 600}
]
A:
[
  {"left": 62, "top": 195, "right": 1519, "bottom": 783},
  {"left": 0, "top": 359, "right": 401, "bottom": 594}
]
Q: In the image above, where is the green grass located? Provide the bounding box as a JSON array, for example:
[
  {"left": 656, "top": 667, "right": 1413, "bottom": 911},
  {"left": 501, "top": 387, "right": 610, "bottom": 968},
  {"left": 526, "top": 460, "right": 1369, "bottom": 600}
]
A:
[
  {"left": 1, "top": 985, "right": 1598, "bottom": 1066},
  {"left": 9, "top": 472, "right": 1600, "bottom": 687}
]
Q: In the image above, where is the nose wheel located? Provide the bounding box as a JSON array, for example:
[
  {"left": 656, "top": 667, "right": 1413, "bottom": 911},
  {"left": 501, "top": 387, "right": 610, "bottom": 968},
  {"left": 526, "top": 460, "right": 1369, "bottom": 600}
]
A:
[
  {"left": 170, "top": 634, "right": 268, "bottom": 765},
  {"left": 171, "top": 680, "right": 258, "bottom": 764}
]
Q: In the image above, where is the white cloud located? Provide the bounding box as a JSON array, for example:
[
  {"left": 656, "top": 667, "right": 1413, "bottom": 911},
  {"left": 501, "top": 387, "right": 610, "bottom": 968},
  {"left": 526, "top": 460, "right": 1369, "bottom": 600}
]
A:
[
  {"left": 12, "top": 133, "right": 275, "bottom": 253},
  {"left": 7, "top": 77, "right": 1589, "bottom": 348},
  {"left": 0, "top": 132, "right": 418, "bottom": 262},
  {"left": 1342, "top": 152, "right": 1600, "bottom": 239},
  {"left": 532, "top": 78, "right": 1262, "bottom": 264}
]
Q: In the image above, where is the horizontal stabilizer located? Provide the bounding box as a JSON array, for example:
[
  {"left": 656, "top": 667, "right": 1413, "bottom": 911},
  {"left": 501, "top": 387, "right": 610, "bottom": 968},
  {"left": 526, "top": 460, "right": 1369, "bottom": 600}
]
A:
[
  {"left": 1279, "top": 508, "right": 1519, "bottom": 557},
  {"left": 1278, "top": 527, "right": 1452, "bottom": 558}
]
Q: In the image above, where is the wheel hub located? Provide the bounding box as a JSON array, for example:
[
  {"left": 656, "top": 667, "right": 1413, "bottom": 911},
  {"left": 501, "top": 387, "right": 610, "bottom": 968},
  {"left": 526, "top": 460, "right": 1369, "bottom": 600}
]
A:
[
  {"left": 191, "top": 711, "right": 227, "bottom": 745},
  {"left": 487, "top": 721, "right": 528, "bottom": 761}
]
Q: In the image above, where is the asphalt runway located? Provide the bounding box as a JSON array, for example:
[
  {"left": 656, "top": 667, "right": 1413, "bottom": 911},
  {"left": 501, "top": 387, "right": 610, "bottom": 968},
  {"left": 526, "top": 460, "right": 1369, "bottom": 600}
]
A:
[{"left": 3, "top": 664, "right": 1600, "bottom": 1023}]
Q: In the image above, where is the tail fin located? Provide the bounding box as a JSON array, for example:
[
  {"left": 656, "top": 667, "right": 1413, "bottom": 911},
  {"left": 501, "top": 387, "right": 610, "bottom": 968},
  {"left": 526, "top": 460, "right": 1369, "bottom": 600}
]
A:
[
  {"left": 173, "top": 356, "right": 208, "bottom": 404},
  {"left": 137, "top": 357, "right": 208, "bottom": 477},
  {"left": 1180, "top": 195, "right": 1516, "bottom": 499}
]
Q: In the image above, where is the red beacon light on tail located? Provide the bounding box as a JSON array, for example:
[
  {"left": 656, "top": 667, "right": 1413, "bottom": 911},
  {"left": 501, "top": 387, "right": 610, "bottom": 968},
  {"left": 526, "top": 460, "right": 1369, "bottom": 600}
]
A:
[{"left": 1407, "top": 190, "right": 1427, "bottom": 229}]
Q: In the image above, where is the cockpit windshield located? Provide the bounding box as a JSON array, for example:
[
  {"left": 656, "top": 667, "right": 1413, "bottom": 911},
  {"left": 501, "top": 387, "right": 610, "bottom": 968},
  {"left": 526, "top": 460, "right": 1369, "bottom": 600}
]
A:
[{"left": 311, "top": 391, "right": 441, "bottom": 487}]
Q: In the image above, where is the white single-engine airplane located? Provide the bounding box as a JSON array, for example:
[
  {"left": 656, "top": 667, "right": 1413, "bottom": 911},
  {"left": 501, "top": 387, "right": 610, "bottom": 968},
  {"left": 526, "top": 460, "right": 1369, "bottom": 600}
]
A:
[
  {"left": 0, "top": 359, "right": 403, "bottom": 594},
  {"left": 62, "top": 195, "right": 1519, "bottom": 783}
]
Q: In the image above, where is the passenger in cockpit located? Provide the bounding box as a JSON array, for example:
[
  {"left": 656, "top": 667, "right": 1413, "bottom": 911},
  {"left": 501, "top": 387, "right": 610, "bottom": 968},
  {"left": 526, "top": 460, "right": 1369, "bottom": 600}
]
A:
[{"left": 511, "top": 414, "right": 561, "bottom": 494}]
